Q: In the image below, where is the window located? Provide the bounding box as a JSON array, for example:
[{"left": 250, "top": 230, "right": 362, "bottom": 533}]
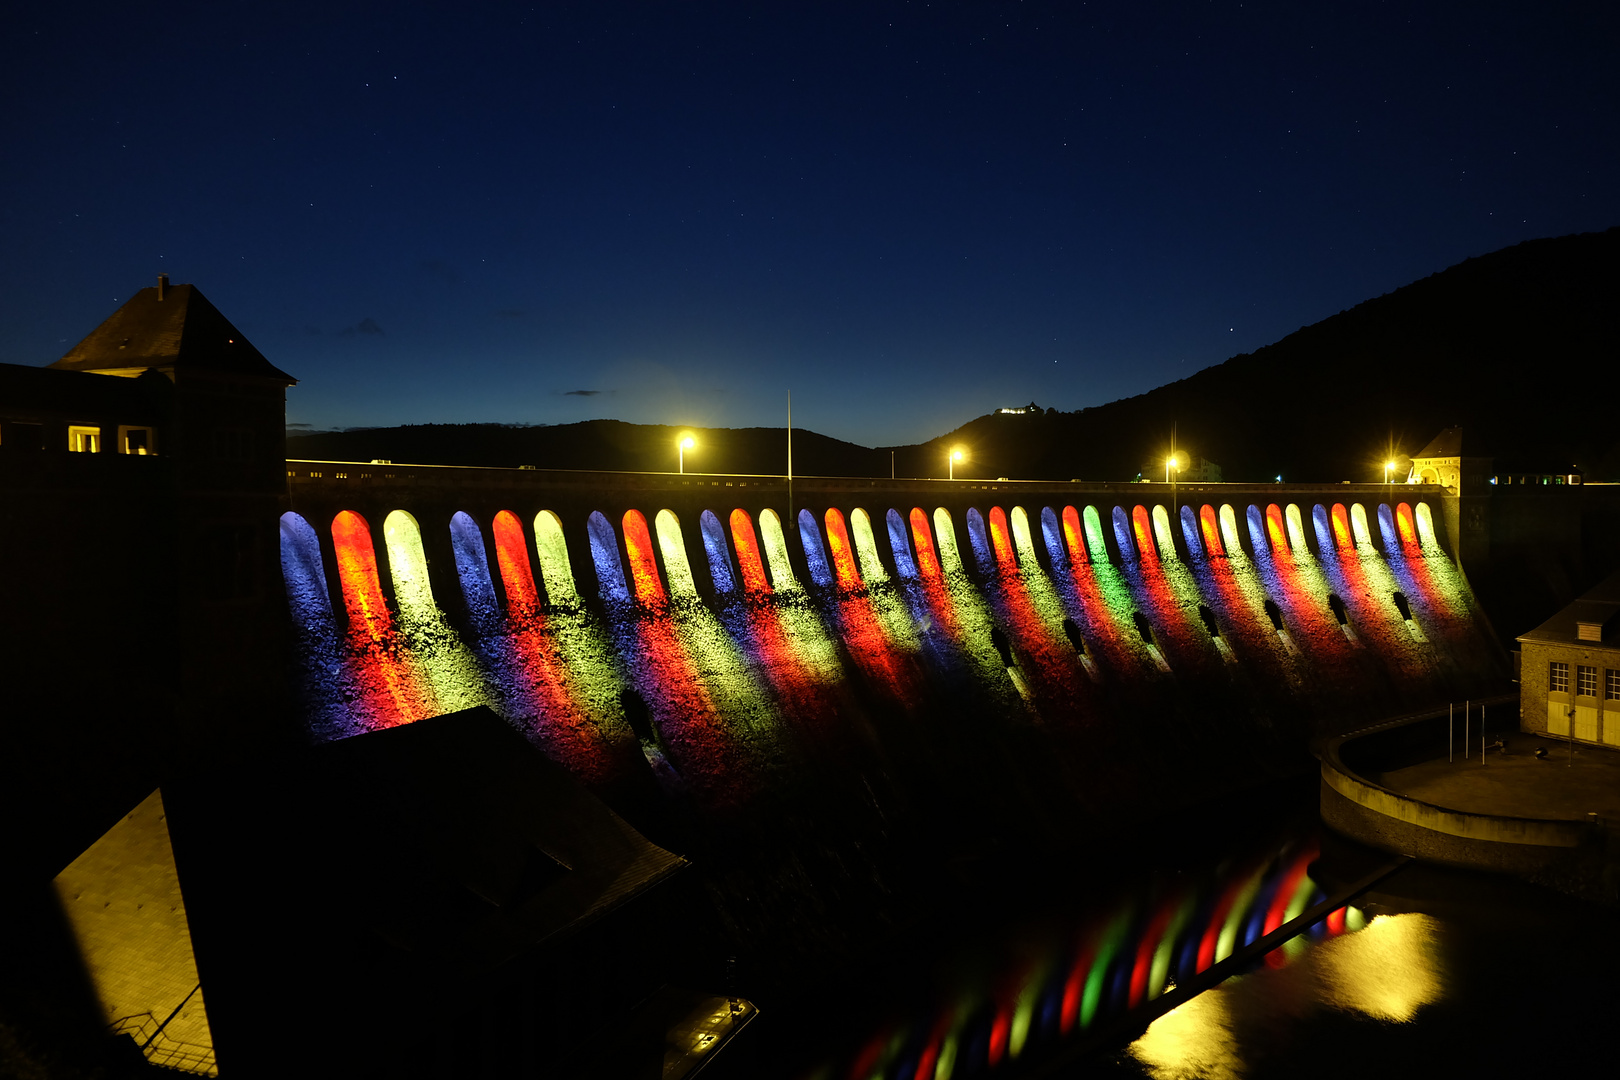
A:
[
  {"left": 1577, "top": 665, "right": 1598, "bottom": 697},
  {"left": 1549, "top": 662, "right": 1569, "bottom": 693},
  {"left": 118, "top": 425, "right": 155, "bottom": 455},
  {"left": 1607, "top": 669, "right": 1620, "bottom": 701},
  {"left": 67, "top": 425, "right": 101, "bottom": 453},
  {"left": 6, "top": 422, "right": 43, "bottom": 451}
]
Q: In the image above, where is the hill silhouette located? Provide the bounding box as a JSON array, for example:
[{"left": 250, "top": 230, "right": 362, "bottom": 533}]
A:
[{"left": 290, "top": 228, "right": 1620, "bottom": 482}]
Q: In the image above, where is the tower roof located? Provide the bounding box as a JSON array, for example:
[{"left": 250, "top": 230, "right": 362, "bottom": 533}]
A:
[
  {"left": 1413, "top": 426, "right": 1469, "bottom": 458},
  {"left": 50, "top": 278, "right": 295, "bottom": 384}
]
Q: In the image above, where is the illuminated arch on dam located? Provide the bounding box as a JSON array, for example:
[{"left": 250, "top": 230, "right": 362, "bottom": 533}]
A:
[
  {"left": 533, "top": 510, "right": 580, "bottom": 607},
  {"left": 586, "top": 510, "right": 630, "bottom": 604},
  {"left": 285, "top": 484, "right": 1500, "bottom": 798},
  {"left": 798, "top": 509, "right": 835, "bottom": 589},
  {"left": 448, "top": 511, "right": 498, "bottom": 627},
  {"left": 729, "top": 509, "right": 771, "bottom": 595},
  {"left": 887, "top": 509, "right": 918, "bottom": 580},
  {"left": 492, "top": 510, "right": 539, "bottom": 613},
  {"left": 700, "top": 510, "right": 737, "bottom": 597}
]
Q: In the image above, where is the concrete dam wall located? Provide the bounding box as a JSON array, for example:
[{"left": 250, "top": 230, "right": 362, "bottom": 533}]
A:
[{"left": 280, "top": 467, "right": 1506, "bottom": 816}]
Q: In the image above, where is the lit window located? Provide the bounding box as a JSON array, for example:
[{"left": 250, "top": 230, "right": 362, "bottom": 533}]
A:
[
  {"left": 1549, "top": 662, "right": 1569, "bottom": 693},
  {"left": 1608, "top": 670, "right": 1620, "bottom": 701},
  {"left": 1577, "top": 665, "right": 1598, "bottom": 697},
  {"left": 67, "top": 425, "right": 101, "bottom": 453},
  {"left": 118, "top": 425, "right": 155, "bottom": 455}
]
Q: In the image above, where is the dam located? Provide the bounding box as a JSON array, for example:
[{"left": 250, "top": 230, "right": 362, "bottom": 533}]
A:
[{"left": 280, "top": 464, "right": 1504, "bottom": 814}]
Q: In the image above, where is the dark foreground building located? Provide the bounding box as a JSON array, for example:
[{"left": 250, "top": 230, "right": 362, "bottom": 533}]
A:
[{"left": 52, "top": 708, "right": 699, "bottom": 1077}]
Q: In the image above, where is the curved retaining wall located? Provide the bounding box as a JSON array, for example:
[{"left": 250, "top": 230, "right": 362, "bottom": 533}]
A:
[{"left": 1319, "top": 715, "right": 1616, "bottom": 899}]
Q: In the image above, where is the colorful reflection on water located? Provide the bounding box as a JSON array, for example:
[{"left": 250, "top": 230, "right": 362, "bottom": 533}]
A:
[{"left": 796, "top": 825, "right": 1400, "bottom": 1080}]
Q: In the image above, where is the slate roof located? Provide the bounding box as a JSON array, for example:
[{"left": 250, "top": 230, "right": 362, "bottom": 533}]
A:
[
  {"left": 1412, "top": 427, "right": 1468, "bottom": 458},
  {"left": 50, "top": 282, "right": 295, "bottom": 384},
  {"left": 1518, "top": 571, "right": 1620, "bottom": 648}
]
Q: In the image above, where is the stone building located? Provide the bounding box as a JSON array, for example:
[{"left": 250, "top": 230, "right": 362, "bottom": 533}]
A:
[
  {"left": 1517, "top": 570, "right": 1620, "bottom": 746},
  {"left": 0, "top": 276, "right": 297, "bottom": 877}
]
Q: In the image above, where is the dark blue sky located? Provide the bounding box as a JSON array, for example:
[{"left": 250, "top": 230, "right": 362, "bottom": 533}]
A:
[{"left": 3, "top": 1, "right": 1615, "bottom": 445}]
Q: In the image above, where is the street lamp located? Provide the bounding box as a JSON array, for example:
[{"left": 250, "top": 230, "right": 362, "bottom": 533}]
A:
[
  {"left": 1165, "top": 453, "right": 1183, "bottom": 484},
  {"left": 949, "top": 447, "right": 965, "bottom": 480},
  {"left": 678, "top": 435, "right": 696, "bottom": 474}
]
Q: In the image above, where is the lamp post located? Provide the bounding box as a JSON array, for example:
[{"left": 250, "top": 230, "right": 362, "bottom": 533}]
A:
[
  {"left": 1385, "top": 459, "right": 1396, "bottom": 504},
  {"left": 678, "top": 435, "right": 695, "bottom": 474},
  {"left": 949, "top": 448, "right": 965, "bottom": 480}
]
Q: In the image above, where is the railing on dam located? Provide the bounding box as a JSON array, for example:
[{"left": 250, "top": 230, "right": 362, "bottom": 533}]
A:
[{"left": 280, "top": 459, "right": 1502, "bottom": 798}]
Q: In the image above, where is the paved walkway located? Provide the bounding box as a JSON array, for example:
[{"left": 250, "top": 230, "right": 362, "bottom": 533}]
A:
[{"left": 1376, "top": 729, "right": 1620, "bottom": 822}]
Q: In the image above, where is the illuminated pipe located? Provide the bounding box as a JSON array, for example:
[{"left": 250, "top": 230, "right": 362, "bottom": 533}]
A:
[
  {"left": 1179, "top": 505, "right": 1203, "bottom": 559},
  {"left": 909, "top": 507, "right": 942, "bottom": 579},
  {"left": 1350, "top": 502, "right": 1373, "bottom": 547},
  {"left": 1040, "top": 506, "right": 1070, "bottom": 570},
  {"left": 988, "top": 506, "right": 1020, "bottom": 570},
  {"left": 1009, "top": 506, "right": 1041, "bottom": 570},
  {"left": 621, "top": 509, "right": 667, "bottom": 607},
  {"left": 1331, "top": 503, "right": 1354, "bottom": 551},
  {"left": 1199, "top": 504, "right": 1224, "bottom": 557},
  {"left": 797, "top": 508, "right": 835, "bottom": 588},
  {"left": 823, "top": 508, "right": 864, "bottom": 590},
  {"left": 849, "top": 508, "right": 889, "bottom": 584},
  {"left": 383, "top": 510, "right": 436, "bottom": 621},
  {"left": 1285, "top": 503, "right": 1310, "bottom": 555},
  {"left": 585, "top": 511, "right": 630, "bottom": 604},
  {"left": 728, "top": 509, "right": 771, "bottom": 595},
  {"left": 698, "top": 510, "right": 737, "bottom": 596},
  {"left": 932, "top": 507, "right": 965, "bottom": 573},
  {"left": 1151, "top": 505, "right": 1176, "bottom": 561},
  {"left": 886, "top": 508, "right": 919, "bottom": 580},
  {"left": 533, "top": 510, "right": 581, "bottom": 607},
  {"left": 1112, "top": 506, "right": 1137, "bottom": 561},
  {"left": 1218, "top": 504, "right": 1242, "bottom": 556},
  {"left": 493, "top": 510, "right": 539, "bottom": 612},
  {"left": 1265, "top": 504, "right": 1288, "bottom": 555},
  {"left": 1061, "top": 505, "right": 1088, "bottom": 565},
  {"left": 447, "top": 511, "right": 498, "bottom": 630},
  {"left": 280, "top": 511, "right": 333, "bottom": 624},
  {"left": 331, "top": 510, "right": 390, "bottom": 629},
  {"left": 759, "top": 509, "right": 801, "bottom": 591},
  {"left": 654, "top": 509, "right": 699, "bottom": 600},
  {"left": 965, "top": 508, "right": 995, "bottom": 575}
]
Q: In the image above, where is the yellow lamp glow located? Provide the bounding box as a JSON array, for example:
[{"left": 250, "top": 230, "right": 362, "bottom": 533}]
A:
[
  {"left": 678, "top": 434, "right": 697, "bottom": 474},
  {"left": 949, "top": 447, "right": 966, "bottom": 480}
]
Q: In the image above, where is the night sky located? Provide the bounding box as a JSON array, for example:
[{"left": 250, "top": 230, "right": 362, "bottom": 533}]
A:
[{"left": 2, "top": 1, "right": 1615, "bottom": 446}]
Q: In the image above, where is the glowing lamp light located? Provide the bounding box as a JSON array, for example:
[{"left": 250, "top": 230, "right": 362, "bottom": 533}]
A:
[
  {"left": 949, "top": 447, "right": 967, "bottom": 480},
  {"left": 1165, "top": 453, "right": 1183, "bottom": 483},
  {"left": 678, "top": 434, "right": 697, "bottom": 474}
]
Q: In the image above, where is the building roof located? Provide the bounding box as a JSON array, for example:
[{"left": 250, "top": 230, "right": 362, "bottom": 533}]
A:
[
  {"left": 1518, "top": 571, "right": 1620, "bottom": 649},
  {"left": 1412, "top": 426, "right": 1470, "bottom": 459},
  {"left": 0, "top": 361, "right": 173, "bottom": 420},
  {"left": 50, "top": 280, "right": 295, "bottom": 385}
]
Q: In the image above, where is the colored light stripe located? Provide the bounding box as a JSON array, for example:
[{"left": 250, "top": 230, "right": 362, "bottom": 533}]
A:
[
  {"left": 729, "top": 509, "right": 772, "bottom": 594},
  {"left": 493, "top": 509, "right": 539, "bottom": 612},
  {"left": 622, "top": 509, "right": 667, "bottom": 606}
]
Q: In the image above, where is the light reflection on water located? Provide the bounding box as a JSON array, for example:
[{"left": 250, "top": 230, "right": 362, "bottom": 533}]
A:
[{"left": 1129, "top": 913, "right": 1442, "bottom": 1080}]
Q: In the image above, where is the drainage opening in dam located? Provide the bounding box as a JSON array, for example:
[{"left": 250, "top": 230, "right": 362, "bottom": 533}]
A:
[
  {"left": 1131, "top": 611, "right": 1156, "bottom": 645},
  {"left": 1197, "top": 604, "right": 1221, "bottom": 638},
  {"left": 1392, "top": 590, "right": 1413, "bottom": 621},
  {"left": 1327, "top": 593, "right": 1349, "bottom": 626},
  {"left": 1264, "top": 598, "right": 1286, "bottom": 632},
  {"left": 1061, "top": 617, "right": 1088, "bottom": 656}
]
